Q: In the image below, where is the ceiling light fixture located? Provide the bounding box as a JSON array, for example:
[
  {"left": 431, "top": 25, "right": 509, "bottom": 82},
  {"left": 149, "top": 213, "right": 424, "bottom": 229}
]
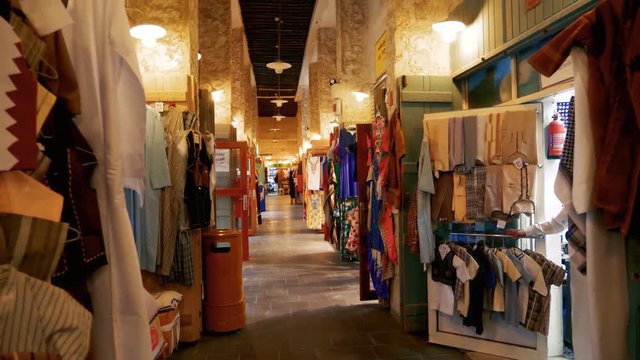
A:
[
  {"left": 272, "top": 109, "right": 285, "bottom": 121},
  {"left": 129, "top": 24, "right": 167, "bottom": 47},
  {"left": 352, "top": 91, "right": 369, "bottom": 103},
  {"left": 432, "top": 20, "right": 466, "bottom": 43},
  {"left": 266, "top": 4, "right": 291, "bottom": 74},
  {"left": 270, "top": 74, "right": 289, "bottom": 107}
]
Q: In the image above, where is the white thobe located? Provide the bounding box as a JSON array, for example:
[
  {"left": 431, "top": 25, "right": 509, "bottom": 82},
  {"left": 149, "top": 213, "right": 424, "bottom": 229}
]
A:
[{"left": 62, "top": 0, "right": 151, "bottom": 359}]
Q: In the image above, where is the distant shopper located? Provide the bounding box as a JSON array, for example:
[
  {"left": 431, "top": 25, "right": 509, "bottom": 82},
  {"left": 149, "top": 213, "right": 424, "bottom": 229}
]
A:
[{"left": 289, "top": 170, "right": 296, "bottom": 204}]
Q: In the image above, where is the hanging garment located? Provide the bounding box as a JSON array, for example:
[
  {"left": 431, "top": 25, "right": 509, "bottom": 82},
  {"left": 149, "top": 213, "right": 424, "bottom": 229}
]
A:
[
  {"left": 453, "top": 173, "right": 467, "bottom": 222},
  {"left": 0, "top": 265, "right": 91, "bottom": 360},
  {"left": 505, "top": 249, "right": 534, "bottom": 326},
  {"left": 424, "top": 116, "right": 449, "bottom": 177},
  {"left": 428, "top": 244, "right": 470, "bottom": 316},
  {"left": 502, "top": 164, "right": 537, "bottom": 216},
  {"left": 62, "top": 0, "right": 152, "bottom": 356},
  {"left": 487, "top": 249, "right": 505, "bottom": 312},
  {"left": 406, "top": 189, "right": 419, "bottom": 255},
  {"left": 501, "top": 110, "right": 538, "bottom": 165},
  {"left": 164, "top": 213, "right": 194, "bottom": 286},
  {"left": 125, "top": 106, "right": 171, "bottom": 272},
  {"left": 345, "top": 207, "right": 360, "bottom": 254},
  {"left": 185, "top": 131, "right": 212, "bottom": 229},
  {"left": 462, "top": 116, "right": 477, "bottom": 171},
  {"left": 494, "top": 249, "right": 522, "bottom": 324},
  {"left": 417, "top": 140, "right": 436, "bottom": 263},
  {"left": 431, "top": 172, "right": 454, "bottom": 224},
  {"left": 0, "top": 18, "right": 37, "bottom": 171},
  {"left": 475, "top": 115, "right": 488, "bottom": 165},
  {"left": 39, "top": 106, "right": 108, "bottom": 293},
  {"left": 338, "top": 129, "right": 358, "bottom": 199},
  {"left": 0, "top": 214, "right": 67, "bottom": 281},
  {"left": 159, "top": 110, "right": 189, "bottom": 276},
  {"left": 523, "top": 250, "right": 565, "bottom": 335},
  {"left": 379, "top": 203, "right": 398, "bottom": 265},
  {"left": 529, "top": 0, "right": 640, "bottom": 236},
  {"left": 450, "top": 244, "right": 479, "bottom": 317},
  {"left": 306, "top": 191, "right": 324, "bottom": 230},
  {"left": 463, "top": 244, "right": 490, "bottom": 335},
  {"left": 485, "top": 112, "right": 504, "bottom": 165},
  {"left": 465, "top": 166, "right": 487, "bottom": 221},
  {"left": 307, "top": 156, "right": 322, "bottom": 191},
  {"left": 368, "top": 161, "right": 389, "bottom": 300},
  {"left": 385, "top": 110, "right": 406, "bottom": 210},
  {"left": 511, "top": 248, "right": 548, "bottom": 324},
  {"left": 483, "top": 165, "right": 503, "bottom": 215},
  {"left": 448, "top": 117, "right": 464, "bottom": 170},
  {"left": 339, "top": 198, "right": 358, "bottom": 261}
]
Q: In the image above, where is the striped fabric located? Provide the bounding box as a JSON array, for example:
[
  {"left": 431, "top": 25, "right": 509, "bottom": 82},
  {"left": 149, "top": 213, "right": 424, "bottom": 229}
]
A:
[
  {"left": 0, "top": 353, "right": 61, "bottom": 360},
  {"left": 0, "top": 265, "right": 91, "bottom": 359},
  {"left": 159, "top": 110, "right": 189, "bottom": 275},
  {"left": 0, "top": 214, "right": 68, "bottom": 281}
]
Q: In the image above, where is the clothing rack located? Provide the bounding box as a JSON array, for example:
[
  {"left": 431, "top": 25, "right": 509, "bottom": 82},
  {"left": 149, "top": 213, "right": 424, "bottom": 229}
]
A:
[{"left": 448, "top": 232, "right": 542, "bottom": 239}]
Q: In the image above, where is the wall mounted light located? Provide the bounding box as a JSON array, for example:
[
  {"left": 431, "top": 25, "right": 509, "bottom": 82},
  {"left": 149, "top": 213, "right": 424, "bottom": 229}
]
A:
[
  {"left": 198, "top": 52, "right": 202, "bottom": 61},
  {"left": 129, "top": 24, "right": 167, "bottom": 47},
  {"left": 432, "top": 20, "right": 466, "bottom": 43},
  {"left": 352, "top": 91, "right": 370, "bottom": 103},
  {"left": 211, "top": 89, "right": 224, "bottom": 102}
]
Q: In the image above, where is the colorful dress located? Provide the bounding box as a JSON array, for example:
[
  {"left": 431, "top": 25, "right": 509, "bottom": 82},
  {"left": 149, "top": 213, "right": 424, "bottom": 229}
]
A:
[{"left": 338, "top": 198, "right": 358, "bottom": 261}]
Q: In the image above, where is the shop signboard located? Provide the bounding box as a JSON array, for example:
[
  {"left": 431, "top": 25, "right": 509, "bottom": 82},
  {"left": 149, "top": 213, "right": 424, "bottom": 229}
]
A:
[
  {"left": 375, "top": 32, "right": 387, "bottom": 78},
  {"left": 215, "top": 149, "right": 230, "bottom": 172}
]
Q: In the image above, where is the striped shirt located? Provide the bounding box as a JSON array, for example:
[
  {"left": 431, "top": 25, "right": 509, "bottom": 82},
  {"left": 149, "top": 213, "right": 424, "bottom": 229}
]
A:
[{"left": 0, "top": 265, "right": 91, "bottom": 359}]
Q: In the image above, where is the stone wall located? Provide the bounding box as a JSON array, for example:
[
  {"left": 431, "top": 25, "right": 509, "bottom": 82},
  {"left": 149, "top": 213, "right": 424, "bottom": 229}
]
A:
[
  {"left": 199, "top": 0, "right": 232, "bottom": 124},
  {"left": 308, "top": 63, "right": 320, "bottom": 135},
  {"left": 336, "top": 0, "right": 370, "bottom": 125}
]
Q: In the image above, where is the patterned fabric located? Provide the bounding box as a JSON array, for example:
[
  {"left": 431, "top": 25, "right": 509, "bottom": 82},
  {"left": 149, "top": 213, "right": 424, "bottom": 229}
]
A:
[
  {"left": 0, "top": 265, "right": 91, "bottom": 360},
  {"left": 558, "top": 97, "right": 575, "bottom": 182},
  {"left": 339, "top": 198, "right": 358, "bottom": 261},
  {"left": 368, "top": 165, "right": 389, "bottom": 299},
  {"left": 450, "top": 244, "right": 472, "bottom": 300},
  {"left": 306, "top": 191, "right": 324, "bottom": 230},
  {"left": 0, "top": 353, "right": 61, "bottom": 360},
  {"left": 164, "top": 228, "right": 193, "bottom": 286},
  {"left": 523, "top": 250, "right": 565, "bottom": 335},
  {"left": 566, "top": 220, "right": 586, "bottom": 274},
  {"left": 465, "top": 166, "right": 487, "bottom": 220},
  {"left": 406, "top": 189, "right": 419, "bottom": 254},
  {"left": 345, "top": 207, "right": 359, "bottom": 254}
]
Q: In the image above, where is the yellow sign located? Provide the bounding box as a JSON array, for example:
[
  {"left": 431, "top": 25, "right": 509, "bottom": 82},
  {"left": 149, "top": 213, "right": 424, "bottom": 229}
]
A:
[{"left": 375, "top": 32, "right": 387, "bottom": 78}]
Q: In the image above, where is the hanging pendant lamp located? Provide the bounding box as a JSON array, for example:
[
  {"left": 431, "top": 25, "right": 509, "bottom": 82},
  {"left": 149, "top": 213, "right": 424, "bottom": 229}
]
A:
[
  {"left": 266, "top": 12, "right": 292, "bottom": 74},
  {"left": 270, "top": 74, "right": 289, "bottom": 107}
]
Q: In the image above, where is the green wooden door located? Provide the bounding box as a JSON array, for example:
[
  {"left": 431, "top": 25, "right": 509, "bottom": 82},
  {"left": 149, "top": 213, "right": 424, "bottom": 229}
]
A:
[{"left": 395, "top": 75, "right": 459, "bottom": 332}]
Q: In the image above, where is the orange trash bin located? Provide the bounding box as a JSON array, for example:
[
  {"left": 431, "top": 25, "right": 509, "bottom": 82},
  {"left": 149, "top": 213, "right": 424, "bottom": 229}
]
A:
[{"left": 202, "top": 229, "right": 245, "bottom": 332}]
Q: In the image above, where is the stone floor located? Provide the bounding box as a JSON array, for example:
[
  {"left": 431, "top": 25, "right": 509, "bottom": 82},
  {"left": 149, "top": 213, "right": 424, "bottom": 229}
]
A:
[{"left": 172, "top": 195, "right": 466, "bottom": 360}]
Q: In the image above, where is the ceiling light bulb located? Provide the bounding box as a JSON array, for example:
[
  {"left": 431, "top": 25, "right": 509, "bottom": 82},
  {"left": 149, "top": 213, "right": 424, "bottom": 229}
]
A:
[
  {"left": 266, "top": 60, "right": 292, "bottom": 74},
  {"left": 130, "top": 24, "right": 167, "bottom": 47},
  {"left": 272, "top": 114, "right": 285, "bottom": 121},
  {"left": 432, "top": 21, "right": 466, "bottom": 43},
  {"left": 352, "top": 91, "right": 370, "bottom": 103},
  {"left": 211, "top": 89, "right": 224, "bottom": 102},
  {"left": 271, "top": 98, "right": 288, "bottom": 107},
  {"left": 198, "top": 52, "right": 202, "bottom": 61}
]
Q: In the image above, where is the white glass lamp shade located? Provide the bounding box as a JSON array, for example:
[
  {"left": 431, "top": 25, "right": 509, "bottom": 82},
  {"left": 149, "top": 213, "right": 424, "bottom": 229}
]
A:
[
  {"left": 272, "top": 114, "right": 286, "bottom": 121},
  {"left": 432, "top": 21, "right": 466, "bottom": 43},
  {"left": 130, "top": 24, "right": 167, "bottom": 46},
  {"left": 266, "top": 60, "right": 292, "bottom": 74},
  {"left": 352, "top": 91, "right": 370, "bottom": 103},
  {"left": 270, "top": 98, "right": 288, "bottom": 107}
]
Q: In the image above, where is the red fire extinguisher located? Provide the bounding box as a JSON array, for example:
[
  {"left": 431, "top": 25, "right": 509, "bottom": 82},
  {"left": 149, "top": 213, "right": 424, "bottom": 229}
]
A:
[{"left": 547, "top": 113, "right": 566, "bottom": 159}]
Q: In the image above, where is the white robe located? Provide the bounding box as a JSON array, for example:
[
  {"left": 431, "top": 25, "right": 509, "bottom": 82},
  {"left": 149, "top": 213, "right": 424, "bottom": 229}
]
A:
[{"left": 62, "top": 0, "right": 151, "bottom": 359}]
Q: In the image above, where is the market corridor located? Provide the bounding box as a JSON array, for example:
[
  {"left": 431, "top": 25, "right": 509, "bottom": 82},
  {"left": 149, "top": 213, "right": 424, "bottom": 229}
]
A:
[{"left": 173, "top": 195, "right": 465, "bottom": 360}]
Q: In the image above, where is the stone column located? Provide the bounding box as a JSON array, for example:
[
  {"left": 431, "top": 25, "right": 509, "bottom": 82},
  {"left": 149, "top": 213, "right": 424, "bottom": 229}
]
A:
[
  {"left": 336, "top": 0, "right": 370, "bottom": 125},
  {"left": 308, "top": 63, "right": 320, "bottom": 136},
  {"left": 199, "top": 0, "right": 232, "bottom": 124},
  {"left": 317, "top": 28, "right": 337, "bottom": 139}
]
